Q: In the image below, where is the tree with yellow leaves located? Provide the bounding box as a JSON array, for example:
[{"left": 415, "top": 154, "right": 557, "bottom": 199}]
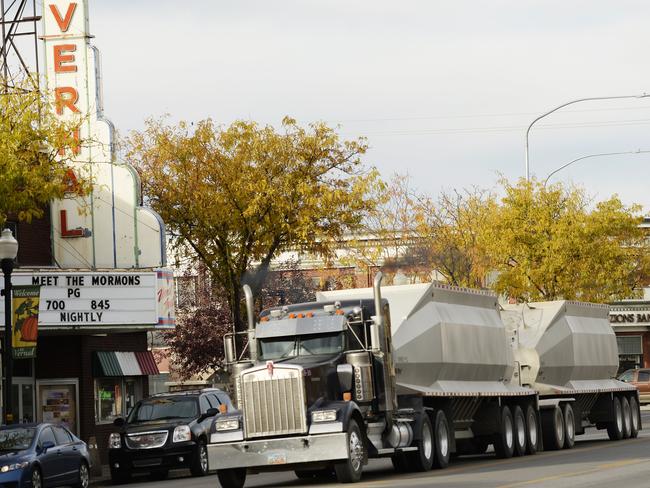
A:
[
  {"left": 127, "top": 117, "right": 380, "bottom": 331},
  {"left": 0, "top": 80, "right": 84, "bottom": 227},
  {"left": 486, "top": 178, "right": 649, "bottom": 302}
]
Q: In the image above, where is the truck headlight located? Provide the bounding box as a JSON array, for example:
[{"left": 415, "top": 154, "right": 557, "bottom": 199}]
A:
[
  {"left": 215, "top": 417, "right": 240, "bottom": 432},
  {"left": 108, "top": 433, "right": 121, "bottom": 449},
  {"left": 311, "top": 409, "right": 337, "bottom": 423},
  {"left": 172, "top": 425, "right": 192, "bottom": 443}
]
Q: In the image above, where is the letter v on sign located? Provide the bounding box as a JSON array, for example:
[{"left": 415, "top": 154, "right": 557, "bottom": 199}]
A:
[{"left": 49, "top": 2, "right": 77, "bottom": 32}]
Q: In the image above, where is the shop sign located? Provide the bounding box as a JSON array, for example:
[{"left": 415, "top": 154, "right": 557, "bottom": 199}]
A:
[
  {"left": 0, "top": 270, "right": 175, "bottom": 328},
  {"left": 12, "top": 285, "right": 41, "bottom": 359},
  {"left": 609, "top": 311, "right": 650, "bottom": 325}
]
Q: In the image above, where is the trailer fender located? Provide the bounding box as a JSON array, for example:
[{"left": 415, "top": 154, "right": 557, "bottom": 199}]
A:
[{"left": 538, "top": 398, "right": 575, "bottom": 409}]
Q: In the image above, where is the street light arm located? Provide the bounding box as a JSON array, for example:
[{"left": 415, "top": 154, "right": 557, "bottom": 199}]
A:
[
  {"left": 543, "top": 149, "right": 650, "bottom": 186},
  {"left": 525, "top": 93, "right": 649, "bottom": 180}
]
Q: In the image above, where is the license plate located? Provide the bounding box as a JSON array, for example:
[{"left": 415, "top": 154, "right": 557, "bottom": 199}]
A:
[{"left": 267, "top": 452, "right": 287, "bottom": 465}]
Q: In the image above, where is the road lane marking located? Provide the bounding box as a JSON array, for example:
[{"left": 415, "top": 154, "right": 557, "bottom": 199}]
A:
[{"left": 495, "top": 458, "right": 647, "bottom": 488}]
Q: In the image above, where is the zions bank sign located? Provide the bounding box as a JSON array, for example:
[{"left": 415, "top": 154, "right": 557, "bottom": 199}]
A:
[{"left": 609, "top": 312, "right": 650, "bottom": 325}]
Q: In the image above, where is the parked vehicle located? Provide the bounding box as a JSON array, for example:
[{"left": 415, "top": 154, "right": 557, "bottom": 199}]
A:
[
  {"left": 209, "top": 276, "right": 640, "bottom": 488},
  {"left": 108, "top": 388, "right": 232, "bottom": 483},
  {"left": 619, "top": 368, "right": 650, "bottom": 404},
  {"left": 0, "top": 422, "right": 90, "bottom": 488}
]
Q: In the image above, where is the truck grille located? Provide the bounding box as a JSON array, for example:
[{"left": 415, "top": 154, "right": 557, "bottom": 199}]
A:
[
  {"left": 125, "top": 430, "right": 168, "bottom": 449},
  {"left": 242, "top": 366, "right": 307, "bottom": 438}
]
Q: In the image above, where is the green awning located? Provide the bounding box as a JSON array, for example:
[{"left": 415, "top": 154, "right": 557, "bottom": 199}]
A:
[
  {"left": 95, "top": 351, "right": 123, "bottom": 376},
  {"left": 93, "top": 351, "right": 160, "bottom": 377}
]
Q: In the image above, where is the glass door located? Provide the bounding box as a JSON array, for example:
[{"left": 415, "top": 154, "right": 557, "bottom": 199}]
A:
[
  {"left": 36, "top": 380, "right": 79, "bottom": 435},
  {"left": 11, "top": 379, "right": 35, "bottom": 423}
]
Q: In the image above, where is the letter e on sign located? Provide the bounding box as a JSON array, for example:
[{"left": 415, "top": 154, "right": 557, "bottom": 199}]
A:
[{"left": 53, "top": 44, "right": 77, "bottom": 73}]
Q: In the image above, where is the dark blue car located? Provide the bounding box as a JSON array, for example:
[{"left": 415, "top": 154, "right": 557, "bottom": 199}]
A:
[{"left": 0, "top": 423, "right": 90, "bottom": 488}]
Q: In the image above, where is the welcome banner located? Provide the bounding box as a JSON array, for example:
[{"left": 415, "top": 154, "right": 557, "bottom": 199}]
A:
[{"left": 12, "top": 285, "right": 41, "bottom": 359}]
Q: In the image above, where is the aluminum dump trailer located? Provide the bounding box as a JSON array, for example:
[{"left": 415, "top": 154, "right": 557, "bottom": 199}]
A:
[
  {"left": 501, "top": 301, "right": 641, "bottom": 448},
  {"left": 319, "top": 283, "right": 538, "bottom": 458}
]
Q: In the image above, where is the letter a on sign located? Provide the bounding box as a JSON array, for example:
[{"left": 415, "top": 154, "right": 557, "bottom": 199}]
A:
[{"left": 49, "top": 3, "right": 77, "bottom": 32}]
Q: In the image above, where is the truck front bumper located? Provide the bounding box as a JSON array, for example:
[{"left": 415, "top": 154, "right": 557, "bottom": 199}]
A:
[{"left": 207, "top": 432, "right": 348, "bottom": 470}]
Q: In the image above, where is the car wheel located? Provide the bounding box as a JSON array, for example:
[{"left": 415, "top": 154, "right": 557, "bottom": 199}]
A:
[
  {"left": 190, "top": 438, "right": 209, "bottom": 476},
  {"left": 73, "top": 461, "right": 90, "bottom": 488},
  {"left": 217, "top": 468, "right": 246, "bottom": 488},
  {"left": 31, "top": 467, "right": 42, "bottom": 488},
  {"left": 334, "top": 419, "right": 365, "bottom": 482}
]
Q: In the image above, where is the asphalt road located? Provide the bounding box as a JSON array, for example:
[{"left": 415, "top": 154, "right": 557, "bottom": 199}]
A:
[{"left": 101, "top": 410, "right": 650, "bottom": 488}]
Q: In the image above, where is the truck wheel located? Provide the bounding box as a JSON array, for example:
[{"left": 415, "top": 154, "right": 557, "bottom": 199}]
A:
[
  {"left": 334, "top": 419, "right": 365, "bottom": 483},
  {"left": 607, "top": 397, "right": 624, "bottom": 441},
  {"left": 562, "top": 404, "right": 575, "bottom": 449},
  {"left": 432, "top": 410, "right": 451, "bottom": 469},
  {"left": 629, "top": 396, "right": 640, "bottom": 438},
  {"left": 494, "top": 406, "right": 514, "bottom": 459},
  {"left": 190, "top": 438, "right": 209, "bottom": 476},
  {"left": 541, "top": 406, "right": 565, "bottom": 451},
  {"left": 408, "top": 414, "right": 435, "bottom": 471},
  {"left": 524, "top": 404, "right": 538, "bottom": 455},
  {"left": 621, "top": 397, "right": 632, "bottom": 439},
  {"left": 217, "top": 468, "right": 246, "bottom": 488},
  {"left": 513, "top": 406, "right": 527, "bottom": 457}
]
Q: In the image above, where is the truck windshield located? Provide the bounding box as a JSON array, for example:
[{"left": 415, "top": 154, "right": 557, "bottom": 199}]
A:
[{"left": 260, "top": 332, "right": 344, "bottom": 360}]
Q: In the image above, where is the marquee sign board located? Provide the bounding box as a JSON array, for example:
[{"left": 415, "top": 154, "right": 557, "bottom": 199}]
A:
[
  {"left": 42, "top": 1, "right": 166, "bottom": 269},
  {"left": 0, "top": 270, "right": 175, "bottom": 329}
]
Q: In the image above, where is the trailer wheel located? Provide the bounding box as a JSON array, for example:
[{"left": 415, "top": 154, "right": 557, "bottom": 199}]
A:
[
  {"left": 541, "top": 406, "right": 565, "bottom": 450},
  {"left": 494, "top": 406, "right": 515, "bottom": 459},
  {"left": 405, "top": 414, "right": 435, "bottom": 471},
  {"left": 432, "top": 410, "right": 451, "bottom": 469},
  {"left": 629, "top": 396, "right": 640, "bottom": 438},
  {"left": 621, "top": 396, "right": 632, "bottom": 439},
  {"left": 524, "top": 404, "right": 538, "bottom": 455},
  {"left": 562, "top": 404, "right": 575, "bottom": 449},
  {"left": 512, "top": 406, "right": 527, "bottom": 457},
  {"left": 334, "top": 419, "right": 365, "bottom": 483},
  {"left": 607, "top": 397, "right": 624, "bottom": 441},
  {"left": 217, "top": 468, "right": 246, "bottom": 488}
]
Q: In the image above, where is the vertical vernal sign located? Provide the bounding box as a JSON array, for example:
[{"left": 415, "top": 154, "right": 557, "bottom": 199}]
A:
[{"left": 42, "top": 1, "right": 166, "bottom": 269}]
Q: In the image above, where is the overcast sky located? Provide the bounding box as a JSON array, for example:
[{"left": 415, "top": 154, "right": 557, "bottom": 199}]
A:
[{"left": 88, "top": 1, "right": 650, "bottom": 211}]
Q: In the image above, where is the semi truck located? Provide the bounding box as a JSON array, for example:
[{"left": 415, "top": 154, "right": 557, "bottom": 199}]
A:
[{"left": 208, "top": 275, "right": 639, "bottom": 488}]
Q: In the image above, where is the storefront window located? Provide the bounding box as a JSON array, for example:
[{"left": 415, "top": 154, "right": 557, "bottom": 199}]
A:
[{"left": 95, "top": 377, "right": 143, "bottom": 424}]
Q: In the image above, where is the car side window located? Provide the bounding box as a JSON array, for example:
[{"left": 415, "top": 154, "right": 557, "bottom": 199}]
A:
[
  {"left": 53, "top": 426, "right": 72, "bottom": 445},
  {"left": 206, "top": 394, "right": 220, "bottom": 409},
  {"left": 39, "top": 427, "right": 57, "bottom": 447},
  {"left": 199, "top": 395, "right": 211, "bottom": 413},
  {"left": 217, "top": 392, "right": 233, "bottom": 410},
  {"left": 638, "top": 371, "right": 650, "bottom": 382},
  {"left": 619, "top": 371, "right": 634, "bottom": 382}
]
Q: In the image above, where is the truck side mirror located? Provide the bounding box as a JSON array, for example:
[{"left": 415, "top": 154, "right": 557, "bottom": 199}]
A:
[{"left": 337, "top": 364, "right": 354, "bottom": 393}]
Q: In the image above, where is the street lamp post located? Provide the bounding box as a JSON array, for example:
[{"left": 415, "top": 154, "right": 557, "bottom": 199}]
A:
[
  {"left": 543, "top": 150, "right": 650, "bottom": 186},
  {"left": 0, "top": 228, "right": 18, "bottom": 425},
  {"left": 525, "top": 94, "right": 649, "bottom": 181}
]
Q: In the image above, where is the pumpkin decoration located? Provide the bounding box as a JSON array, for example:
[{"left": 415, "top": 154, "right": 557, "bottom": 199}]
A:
[{"left": 20, "top": 315, "right": 38, "bottom": 342}]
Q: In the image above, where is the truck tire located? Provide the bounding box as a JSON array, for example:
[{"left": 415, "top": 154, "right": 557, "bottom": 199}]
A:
[
  {"left": 432, "top": 410, "right": 451, "bottom": 469},
  {"left": 607, "top": 397, "right": 624, "bottom": 441},
  {"left": 562, "top": 404, "right": 575, "bottom": 449},
  {"left": 494, "top": 406, "right": 515, "bottom": 459},
  {"left": 524, "top": 404, "right": 538, "bottom": 455},
  {"left": 629, "top": 396, "right": 640, "bottom": 438},
  {"left": 217, "top": 468, "right": 246, "bottom": 488},
  {"left": 621, "top": 396, "right": 632, "bottom": 439},
  {"left": 541, "top": 406, "right": 565, "bottom": 451},
  {"left": 334, "top": 419, "right": 365, "bottom": 483},
  {"left": 512, "top": 406, "right": 527, "bottom": 457},
  {"left": 410, "top": 414, "right": 435, "bottom": 471}
]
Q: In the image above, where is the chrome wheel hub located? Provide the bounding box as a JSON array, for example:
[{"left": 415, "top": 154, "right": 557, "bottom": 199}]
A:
[
  {"left": 200, "top": 445, "right": 208, "bottom": 472},
  {"left": 423, "top": 422, "right": 433, "bottom": 460},
  {"left": 80, "top": 464, "right": 89, "bottom": 488},
  {"left": 439, "top": 421, "right": 449, "bottom": 457},
  {"left": 349, "top": 431, "right": 363, "bottom": 472}
]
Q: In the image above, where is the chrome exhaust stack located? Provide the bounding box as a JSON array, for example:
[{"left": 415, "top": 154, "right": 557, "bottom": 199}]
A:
[
  {"left": 243, "top": 284, "right": 258, "bottom": 361},
  {"left": 370, "top": 272, "right": 383, "bottom": 352}
]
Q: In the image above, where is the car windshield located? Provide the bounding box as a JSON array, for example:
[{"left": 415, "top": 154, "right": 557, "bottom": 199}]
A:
[
  {"left": 0, "top": 428, "right": 35, "bottom": 451},
  {"left": 260, "top": 332, "right": 344, "bottom": 360},
  {"left": 128, "top": 397, "right": 199, "bottom": 422}
]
